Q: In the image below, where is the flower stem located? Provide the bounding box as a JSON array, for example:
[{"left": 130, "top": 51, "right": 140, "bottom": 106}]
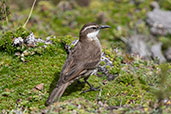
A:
[{"left": 23, "top": 0, "right": 37, "bottom": 28}]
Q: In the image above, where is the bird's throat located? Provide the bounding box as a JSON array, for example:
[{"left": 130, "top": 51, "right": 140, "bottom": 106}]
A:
[{"left": 87, "top": 30, "right": 99, "bottom": 41}]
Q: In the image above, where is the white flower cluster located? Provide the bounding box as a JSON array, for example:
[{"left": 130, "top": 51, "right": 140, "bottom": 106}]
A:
[
  {"left": 25, "top": 32, "right": 37, "bottom": 46},
  {"left": 13, "top": 37, "right": 24, "bottom": 45},
  {"left": 12, "top": 32, "right": 56, "bottom": 62},
  {"left": 25, "top": 33, "right": 53, "bottom": 47},
  {"left": 13, "top": 32, "right": 54, "bottom": 47}
]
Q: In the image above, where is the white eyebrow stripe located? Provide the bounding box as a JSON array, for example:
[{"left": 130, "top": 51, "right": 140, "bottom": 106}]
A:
[{"left": 82, "top": 25, "right": 97, "bottom": 32}]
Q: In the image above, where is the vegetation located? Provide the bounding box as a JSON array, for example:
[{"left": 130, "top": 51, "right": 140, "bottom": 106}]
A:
[{"left": 0, "top": 0, "right": 171, "bottom": 113}]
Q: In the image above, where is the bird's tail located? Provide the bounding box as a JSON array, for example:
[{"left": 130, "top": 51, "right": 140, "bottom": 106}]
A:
[{"left": 46, "top": 82, "right": 69, "bottom": 106}]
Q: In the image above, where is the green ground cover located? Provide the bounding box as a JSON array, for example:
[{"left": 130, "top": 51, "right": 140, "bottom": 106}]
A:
[{"left": 0, "top": 0, "right": 171, "bottom": 113}]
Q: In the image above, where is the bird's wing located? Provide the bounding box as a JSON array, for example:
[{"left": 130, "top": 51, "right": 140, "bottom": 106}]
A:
[
  {"left": 58, "top": 42, "right": 101, "bottom": 83},
  {"left": 59, "top": 44, "right": 84, "bottom": 83},
  {"left": 59, "top": 58, "right": 84, "bottom": 83}
]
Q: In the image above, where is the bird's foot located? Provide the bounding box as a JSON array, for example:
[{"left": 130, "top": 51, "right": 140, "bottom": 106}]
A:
[{"left": 80, "top": 86, "right": 100, "bottom": 94}]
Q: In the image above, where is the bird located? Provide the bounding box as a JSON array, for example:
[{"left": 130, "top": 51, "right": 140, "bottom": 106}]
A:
[{"left": 46, "top": 23, "right": 110, "bottom": 106}]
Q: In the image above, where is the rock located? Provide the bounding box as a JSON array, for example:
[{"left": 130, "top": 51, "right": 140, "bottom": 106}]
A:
[
  {"left": 147, "top": 9, "right": 171, "bottom": 35},
  {"left": 34, "top": 83, "right": 44, "bottom": 91},
  {"left": 151, "top": 43, "right": 166, "bottom": 63},
  {"left": 150, "top": 1, "right": 160, "bottom": 9},
  {"left": 165, "top": 47, "right": 171, "bottom": 61},
  {"left": 122, "top": 34, "right": 167, "bottom": 63},
  {"left": 122, "top": 34, "right": 152, "bottom": 60}
]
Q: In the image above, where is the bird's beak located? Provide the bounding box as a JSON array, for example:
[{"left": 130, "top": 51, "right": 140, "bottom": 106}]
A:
[{"left": 100, "top": 25, "right": 111, "bottom": 29}]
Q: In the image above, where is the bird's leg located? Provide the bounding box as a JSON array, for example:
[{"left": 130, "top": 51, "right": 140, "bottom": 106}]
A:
[{"left": 80, "top": 78, "right": 100, "bottom": 94}]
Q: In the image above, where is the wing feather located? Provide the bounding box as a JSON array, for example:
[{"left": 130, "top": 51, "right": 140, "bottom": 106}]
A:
[{"left": 59, "top": 41, "right": 101, "bottom": 83}]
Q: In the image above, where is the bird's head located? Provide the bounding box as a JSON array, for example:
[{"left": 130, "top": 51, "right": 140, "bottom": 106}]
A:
[{"left": 79, "top": 23, "right": 110, "bottom": 41}]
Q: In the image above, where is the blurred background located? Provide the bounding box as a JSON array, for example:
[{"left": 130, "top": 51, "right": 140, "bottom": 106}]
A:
[{"left": 2, "top": 0, "right": 171, "bottom": 63}]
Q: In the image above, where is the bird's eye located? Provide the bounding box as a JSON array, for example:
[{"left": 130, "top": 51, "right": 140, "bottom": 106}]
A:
[{"left": 92, "top": 27, "right": 97, "bottom": 29}]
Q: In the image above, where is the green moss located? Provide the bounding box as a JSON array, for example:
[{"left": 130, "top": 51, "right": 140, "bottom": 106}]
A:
[
  {"left": 159, "top": 36, "right": 171, "bottom": 50},
  {"left": 100, "top": 61, "right": 106, "bottom": 66},
  {"left": 1, "top": 33, "right": 171, "bottom": 113},
  {"left": 0, "top": 31, "right": 14, "bottom": 54},
  {"left": 14, "top": 27, "right": 30, "bottom": 38},
  {"left": 0, "top": 27, "right": 29, "bottom": 55},
  {"left": 159, "top": 0, "right": 171, "bottom": 10},
  {"left": 1, "top": 0, "right": 171, "bottom": 113}
]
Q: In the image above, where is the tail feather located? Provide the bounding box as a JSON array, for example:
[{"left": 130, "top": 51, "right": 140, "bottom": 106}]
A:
[{"left": 46, "top": 82, "right": 69, "bottom": 106}]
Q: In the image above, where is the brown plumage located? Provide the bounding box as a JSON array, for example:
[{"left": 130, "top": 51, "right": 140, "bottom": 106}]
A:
[{"left": 46, "top": 23, "right": 110, "bottom": 105}]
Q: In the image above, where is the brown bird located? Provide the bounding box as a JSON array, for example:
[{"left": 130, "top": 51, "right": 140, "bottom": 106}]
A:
[{"left": 46, "top": 23, "right": 110, "bottom": 105}]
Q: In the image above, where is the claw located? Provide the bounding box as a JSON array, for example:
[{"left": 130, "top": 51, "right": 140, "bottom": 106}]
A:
[
  {"left": 80, "top": 86, "right": 100, "bottom": 94},
  {"left": 80, "top": 79, "right": 101, "bottom": 94}
]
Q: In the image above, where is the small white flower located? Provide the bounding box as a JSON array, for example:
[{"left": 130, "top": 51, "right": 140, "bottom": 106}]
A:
[
  {"left": 43, "top": 45, "right": 47, "bottom": 48},
  {"left": 37, "top": 38, "right": 45, "bottom": 43},
  {"left": 21, "top": 57, "right": 25, "bottom": 62},
  {"left": 18, "top": 37, "right": 23, "bottom": 42},
  {"left": 14, "top": 39, "right": 19, "bottom": 45},
  {"left": 21, "top": 53, "right": 24, "bottom": 57},
  {"left": 25, "top": 32, "right": 36, "bottom": 46},
  {"left": 45, "top": 42, "right": 51, "bottom": 45},
  {"left": 13, "top": 37, "right": 24, "bottom": 45},
  {"left": 46, "top": 36, "right": 51, "bottom": 41}
]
